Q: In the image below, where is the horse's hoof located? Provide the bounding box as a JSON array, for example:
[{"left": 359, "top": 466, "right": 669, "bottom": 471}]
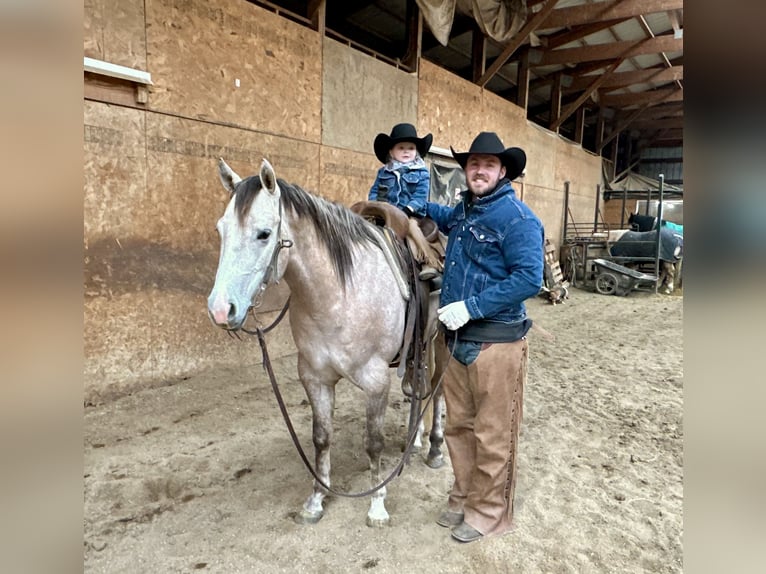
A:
[
  {"left": 295, "top": 509, "right": 323, "bottom": 524},
  {"left": 426, "top": 454, "right": 444, "bottom": 469},
  {"left": 366, "top": 515, "right": 390, "bottom": 528}
]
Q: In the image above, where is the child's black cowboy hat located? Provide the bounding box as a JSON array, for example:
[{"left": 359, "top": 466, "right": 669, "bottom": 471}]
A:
[
  {"left": 450, "top": 132, "right": 527, "bottom": 181},
  {"left": 374, "top": 123, "right": 433, "bottom": 164}
]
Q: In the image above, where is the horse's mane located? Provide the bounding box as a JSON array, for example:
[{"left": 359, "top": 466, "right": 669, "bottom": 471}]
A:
[{"left": 235, "top": 175, "right": 380, "bottom": 286}]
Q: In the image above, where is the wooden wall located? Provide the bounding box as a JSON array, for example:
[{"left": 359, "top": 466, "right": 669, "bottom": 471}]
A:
[{"left": 83, "top": 0, "right": 605, "bottom": 402}]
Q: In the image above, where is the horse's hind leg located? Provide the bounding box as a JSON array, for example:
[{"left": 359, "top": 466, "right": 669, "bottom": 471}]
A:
[
  {"left": 296, "top": 371, "right": 337, "bottom": 525},
  {"left": 363, "top": 371, "right": 392, "bottom": 527},
  {"left": 660, "top": 261, "right": 675, "bottom": 294}
]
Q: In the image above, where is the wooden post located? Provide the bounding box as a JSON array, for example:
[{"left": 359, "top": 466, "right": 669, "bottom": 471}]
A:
[
  {"left": 402, "top": 0, "right": 422, "bottom": 72},
  {"left": 574, "top": 105, "right": 585, "bottom": 144},
  {"left": 593, "top": 183, "right": 601, "bottom": 233},
  {"left": 596, "top": 107, "right": 605, "bottom": 153},
  {"left": 309, "top": 0, "right": 325, "bottom": 35},
  {"left": 654, "top": 174, "right": 664, "bottom": 293},
  {"left": 620, "top": 189, "right": 627, "bottom": 229},
  {"left": 471, "top": 22, "right": 486, "bottom": 83},
  {"left": 549, "top": 72, "right": 562, "bottom": 133},
  {"left": 562, "top": 181, "right": 570, "bottom": 244},
  {"left": 516, "top": 47, "right": 530, "bottom": 110}
]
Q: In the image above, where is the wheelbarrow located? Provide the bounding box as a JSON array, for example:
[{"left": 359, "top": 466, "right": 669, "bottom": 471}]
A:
[{"left": 591, "top": 258, "right": 658, "bottom": 296}]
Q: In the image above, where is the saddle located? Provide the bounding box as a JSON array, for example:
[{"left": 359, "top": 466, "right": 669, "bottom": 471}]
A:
[
  {"left": 350, "top": 201, "right": 410, "bottom": 240},
  {"left": 350, "top": 200, "right": 436, "bottom": 399}
]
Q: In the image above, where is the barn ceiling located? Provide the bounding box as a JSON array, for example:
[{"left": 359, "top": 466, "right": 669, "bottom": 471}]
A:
[{"left": 249, "top": 0, "right": 683, "bottom": 164}]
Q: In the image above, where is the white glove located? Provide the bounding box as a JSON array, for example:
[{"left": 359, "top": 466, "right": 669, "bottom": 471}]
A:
[{"left": 438, "top": 301, "right": 471, "bottom": 331}]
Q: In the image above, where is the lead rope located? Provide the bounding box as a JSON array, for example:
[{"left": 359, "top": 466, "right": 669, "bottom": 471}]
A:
[{"left": 253, "top": 324, "right": 457, "bottom": 498}]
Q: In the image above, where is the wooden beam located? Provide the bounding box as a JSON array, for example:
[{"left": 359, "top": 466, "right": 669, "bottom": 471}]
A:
[
  {"left": 84, "top": 72, "right": 147, "bottom": 108},
  {"left": 599, "top": 105, "right": 652, "bottom": 151},
  {"left": 308, "top": 0, "right": 325, "bottom": 35},
  {"left": 630, "top": 117, "right": 684, "bottom": 130},
  {"left": 532, "top": 35, "right": 682, "bottom": 66},
  {"left": 574, "top": 105, "right": 586, "bottom": 144},
  {"left": 549, "top": 72, "right": 563, "bottom": 133},
  {"left": 516, "top": 46, "right": 530, "bottom": 110},
  {"left": 596, "top": 107, "right": 606, "bottom": 152},
  {"left": 567, "top": 65, "right": 683, "bottom": 92},
  {"left": 402, "top": 0, "right": 422, "bottom": 71},
  {"left": 542, "top": 18, "right": 630, "bottom": 50},
  {"left": 551, "top": 58, "right": 624, "bottom": 131},
  {"left": 600, "top": 87, "right": 683, "bottom": 107},
  {"left": 617, "top": 105, "right": 682, "bottom": 122},
  {"left": 471, "top": 21, "right": 486, "bottom": 83},
  {"left": 476, "top": 0, "right": 559, "bottom": 88},
  {"left": 541, "top": 0, "right": 684, "bottom": 29}
]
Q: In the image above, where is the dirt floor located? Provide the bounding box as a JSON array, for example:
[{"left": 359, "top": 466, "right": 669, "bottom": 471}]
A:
[{"left": 84, "top": 287, "right": 683, "bottom": 573}]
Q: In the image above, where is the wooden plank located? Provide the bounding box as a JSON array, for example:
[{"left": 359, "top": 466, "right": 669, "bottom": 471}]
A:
[
  {"left": 600, "top": 87, "right": 683, "bottom": 107},
  {"left": 540, "top": 0, "right": 684, "bottom": 30},
  {"left": 84, "top": 72, "right": 146, "bottom": 108},
  {"left": 567, "top": 65, "right": 683, "bottom": 92},
  {"left": 532, "top": 36, "right": 682, "bottom": 67}
]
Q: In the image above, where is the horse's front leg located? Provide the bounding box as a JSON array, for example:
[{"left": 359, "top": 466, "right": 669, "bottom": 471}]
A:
[
  {"left": 296, "top": 374, "right": 336, "bottom": 525},
  {"left": 365, "top": 383, "right": 391, "bottom": 527}
]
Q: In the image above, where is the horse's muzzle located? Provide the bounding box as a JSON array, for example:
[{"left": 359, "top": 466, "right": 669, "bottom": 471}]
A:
[{"left": 208, "top": 292, "right": 248, "bottom": 330}]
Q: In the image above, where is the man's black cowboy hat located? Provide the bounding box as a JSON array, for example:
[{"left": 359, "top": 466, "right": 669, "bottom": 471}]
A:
[
  {"left": 374, "top": 123, "right": 433, "bottom": 164},
  {"left": 451, "top": 132, "right": 527, "bottom": 181}
]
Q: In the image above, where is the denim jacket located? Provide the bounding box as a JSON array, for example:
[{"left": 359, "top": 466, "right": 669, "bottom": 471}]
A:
[
  {"left": 426, "top": 179, "right": 544, "bottom": 325},
  {"left": 368, "top": 165, "right": 429, "bottom": 216}
]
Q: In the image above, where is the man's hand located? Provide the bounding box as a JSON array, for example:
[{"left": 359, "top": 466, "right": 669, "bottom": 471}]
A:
[{"left": 438, "top": 301, "right": 471, "bottom": 330}]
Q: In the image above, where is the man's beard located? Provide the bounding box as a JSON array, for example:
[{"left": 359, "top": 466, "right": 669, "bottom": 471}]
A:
[{"left": 469, "top": 178, "right": 497, "bottom": 197}]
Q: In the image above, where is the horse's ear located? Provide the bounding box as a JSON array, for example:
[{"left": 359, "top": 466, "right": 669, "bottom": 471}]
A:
[
  {"left": 218, "top": 158, "right": 241, "bottom": 195},
  {"left": 260, "top": 158, "right": 278, "bottom": 196}
]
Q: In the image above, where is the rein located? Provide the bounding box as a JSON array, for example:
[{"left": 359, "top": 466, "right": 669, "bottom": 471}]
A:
[{"left": 251, "top": 325, "right": 454, "bottom": 498}]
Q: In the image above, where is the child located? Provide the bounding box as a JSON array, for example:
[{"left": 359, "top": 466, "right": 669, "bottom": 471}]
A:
[{"left": 370, "top": 123, "right": 442, "bottom": 281}]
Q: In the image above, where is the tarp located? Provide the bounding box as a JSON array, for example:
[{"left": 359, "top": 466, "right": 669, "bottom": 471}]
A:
[
  {"left": 605, "top": 167, "right": 683, "bottom": 193},
  {"left": 416, "top": 0, "right": 527, "bottom": 47}
]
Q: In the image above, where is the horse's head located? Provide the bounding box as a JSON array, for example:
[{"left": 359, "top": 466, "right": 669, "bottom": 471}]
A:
[{"left": 207, "top": 157, "right": 287, "bottom": 330}]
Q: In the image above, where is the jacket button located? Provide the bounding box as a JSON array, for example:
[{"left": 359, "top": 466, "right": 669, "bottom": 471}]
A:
[{"left": 479, "top": 234, "right": 485, "bottom": 239}]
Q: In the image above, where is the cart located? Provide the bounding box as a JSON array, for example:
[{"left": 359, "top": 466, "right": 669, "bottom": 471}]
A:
[{"left": 591, "top": 258, "right": 658, "bottom": 296}]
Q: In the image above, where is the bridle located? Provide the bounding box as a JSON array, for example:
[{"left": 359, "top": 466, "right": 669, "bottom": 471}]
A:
[{"left": 251, "top": 198, "right": 293, "bottom": 310}]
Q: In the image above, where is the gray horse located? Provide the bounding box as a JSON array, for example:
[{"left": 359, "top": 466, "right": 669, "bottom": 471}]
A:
[{"left": 207, "top": 158, "right": 445, "bottom": 527}]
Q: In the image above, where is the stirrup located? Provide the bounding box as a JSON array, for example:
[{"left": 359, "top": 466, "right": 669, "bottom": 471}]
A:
[{"left": 418, "top": 266, "right": 439, "bottom": 281}]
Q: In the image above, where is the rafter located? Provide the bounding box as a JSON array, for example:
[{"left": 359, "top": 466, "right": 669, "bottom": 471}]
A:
[
  {"left": 531, "top": 35, "right": 682, "bottom": 66},
  {"left": 630, "top": 117, "right": 684, "bottom": 130},
  {"left": 551, "top": 58, "right": 624, "bottom": 131},
  {"left": 476, "top": 0, "right": 559, "bottom": 88},
  {"left": 540, "top": 0, "right": 684, "bottom": 30},
  {"left": 542, "top": 18, "right": 630, "bottom": 49},
  {"left": 600, "top": 87, "right": 682, "bottom": 107},
  {"left": 567, "top": 65, "right": 683, "bottom": 92},
  {"left": 599, "top": 104, "right": 653, "bottom": 151}
]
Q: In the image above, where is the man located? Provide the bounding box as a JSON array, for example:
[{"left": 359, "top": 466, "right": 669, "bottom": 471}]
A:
[{"left": 425, "top": 132, "right": 544, "bottom": 543}]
